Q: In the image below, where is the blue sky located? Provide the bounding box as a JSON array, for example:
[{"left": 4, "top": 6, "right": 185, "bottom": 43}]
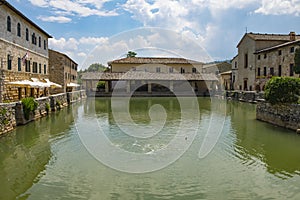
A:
[{"left": 7, "top": 0, "right": 300, "bottom": 69}]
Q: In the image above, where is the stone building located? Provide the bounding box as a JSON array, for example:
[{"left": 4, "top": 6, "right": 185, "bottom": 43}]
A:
[
  {"left": 49, "top": 49, "right": 79, "bottom": 94},
  {"left": 202, "top": 62, "right": 232, "bottom": 90},
  {"left": 0, "top": 0, "right": 52, "bottom": 102},
  {"left": 82, "top": 57, "right": 218, "bottom": 96},
  {"left": 232, "top": 32, "right": 300, "bottom": 91}
]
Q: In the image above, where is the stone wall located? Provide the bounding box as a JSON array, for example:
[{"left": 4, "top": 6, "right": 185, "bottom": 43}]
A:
[
  {"left": 1, "top": 90, "right": 86, "bottom": 133},
  {"left": 256, "top": 102, "right": 300, "bottom": 131},
  {"left": 0, "top": 103, "right": 16, "bottom": 135},
  {"left": 67, "top": 90, "right": 86, "bottom": 104},
  {"left": 226, "top": 91, "right": 264, "bottom": 103},
  {"left": 50, "top": 93, "right": 68, "bottom": 111}
]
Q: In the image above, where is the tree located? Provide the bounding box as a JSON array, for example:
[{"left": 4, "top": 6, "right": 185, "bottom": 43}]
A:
[
  {"left": 294, "top": 48, "right": 300, "bottom": 76},
  {"left": 77, "top": 63, "right": 109, "bottom": 84},
  {"left": 87, "top": 63, "right": 108, "bottom": 72},
  {"left": 126, "top": 51, "right": 137, "bottom": 58},
  {"left": 264, "top": 77, "right": 300, "bottom": 104}
]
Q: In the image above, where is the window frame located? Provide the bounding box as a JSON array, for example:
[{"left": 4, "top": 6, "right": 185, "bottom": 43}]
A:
[
  {"left": 7, "top": 16, "right": 11, "bottom": 32},
  {"left": 7, "top": 54, "right": 12, "bottom": 70},
  {"left": 18, "top": 57, "right": 22, "bottom": 71},
  {"left": 26, "top": 28, "right": 29, "bottom": 41},
  {"left": 17, "top": 23, "right": 21, "bottom": 37}
]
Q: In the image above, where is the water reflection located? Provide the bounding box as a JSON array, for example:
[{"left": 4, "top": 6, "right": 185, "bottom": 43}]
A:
[
  {"left": 228, "top": 101, "right": 300, "bottom": 179},
  {"left": 1, "top": 98, "right": 300, "bottom": 199},
  {"left": 0, "top": 106, "right": 75, "bottom": 199}
]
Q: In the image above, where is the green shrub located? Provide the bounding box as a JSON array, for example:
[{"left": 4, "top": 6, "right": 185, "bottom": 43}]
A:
[
  {"left": 97, "top": 81, "right": 105, "bottom": 89},
  {"left": 264, "top": 77, "right": 300, "bottom": 104},
  {"left": 56, "top": 100, "right": 62, "bottom": 109},
  {"left": 45, "top": 102, "right": 50, "bottom": 113},
  {"left": 21, "top": 97, "right": 38, "bottom": 120}
]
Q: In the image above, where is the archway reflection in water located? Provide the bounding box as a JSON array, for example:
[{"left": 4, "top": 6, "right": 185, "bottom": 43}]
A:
[{"left": 0, "top": 98, "right": 300, "bottom": 199}]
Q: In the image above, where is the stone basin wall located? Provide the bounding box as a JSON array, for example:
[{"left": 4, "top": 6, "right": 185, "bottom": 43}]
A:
[
  {"left": 256, "top": 102, "right": 300, "bottom": 131},
  {"left": 0, "top": 103, "right": 16, "bottom": 135},
  {"left": 0, "top": 90, "right": 86, "bottom": 134}
]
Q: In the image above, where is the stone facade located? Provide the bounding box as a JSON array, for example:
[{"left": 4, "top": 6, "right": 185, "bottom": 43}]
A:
[
  {"left": 232, "top": 32, "right": 300, "bottom": 91},
  {"left": 0, "top": 0, "right": 52, "bottom": 102},
  {"left": 257, "top": 102, "right": 300, "bottom": 131},
  {"left": 48, "top": 49, "right": 78, "bottom": 94},
  {"left": 255, "top": 40, "right": 300, "bottom": 91}
]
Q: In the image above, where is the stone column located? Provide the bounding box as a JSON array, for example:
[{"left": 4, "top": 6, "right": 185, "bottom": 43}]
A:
[
  {"left": 148, "top": 82, "right": 152, "bottom": 93},
  {"left": 191, "top": 81, "right": 195, "bottom": 92},
  {"left": 170, "top": 81, "right": 174, "bottom": 92},
  {"left": 126, "top": 81, "right": 131, "bottom": 93},
  {"left": 105, "top": 81, "right": 109, "bottom": 93}
]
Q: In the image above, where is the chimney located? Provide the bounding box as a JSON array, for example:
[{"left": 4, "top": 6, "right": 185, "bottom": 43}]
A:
[{"left": 289, "top": 31, "right": 296, "bottom": 41}]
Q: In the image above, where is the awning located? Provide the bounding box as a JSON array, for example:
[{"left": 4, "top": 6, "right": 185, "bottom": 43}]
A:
[
  {"left": 8, "top": 78, "right": 62, "bottom": 89},
  {"left": 44, "top": 79, "right": 62, "bottom": 88},
  {"left": 31, "top": 78, "right": 51, "bottom": 88},
  {"left": 67, "top": 82, "right": 80, "bottom": 87},
  {"left": 8, "top": 80, "right": 43, "bottom": 88}
]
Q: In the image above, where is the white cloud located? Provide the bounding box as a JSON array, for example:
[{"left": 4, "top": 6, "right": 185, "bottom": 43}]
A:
[
  {"left": 28, "top": 0, "right": 48, "bottom": 7},
  {"left": 255, "top": 0, "right": 300, "bottom": 16},
  {"left": 28, "top": 0, "right": 119, "bottom": 22},
  {"left": 49, "top": 37, "right": 79, "bottom": 51},
  {"left": 38, "top": 16, "right": 72, "bottom": 23},
  {"left": 79, "top": 37, "right": 109, "bottom": 45}
]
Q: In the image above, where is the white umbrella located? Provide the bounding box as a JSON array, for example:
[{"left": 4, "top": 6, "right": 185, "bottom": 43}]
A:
[
  {"left": 44, "top": 79, "right": 62, "bottom": 88},
  {"left": 67, "top": 82, "right": 80, "bottom": 87}
]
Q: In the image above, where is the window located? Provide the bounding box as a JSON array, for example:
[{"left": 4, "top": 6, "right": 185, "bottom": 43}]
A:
[
  {"left": 264, "top": 54, "right": 267, "bottom": 59},
  {"left": 263, "top": 67, "right": 267, "bottom": 76},
  {"left": 32, "top": 33, "right": 36, "bottom": 45},
  {"left": 244, "top": 53, "right": 248, "bottom": 68},
  {"left": 290, "top": 47, "right": 295, "bottom": 53},
  {"left": 25, "top": 60, "right": 31, "bottom": 72},
  {"left": 278, "top": 50, "right": 282, "bottom": 56},
  {"left": 278, "top": 65, "right": 282, "bottom": 77},
  {"left": 18, "top": 58, "right": 22, "bottom": 71},
  {"left": 257, "top": 55, "right": 260, "bottom": 60},
  {"left": 180, "top": 68, "right": 185, "bottom": 73},
  {"left": 169, "top": 67, "right": 173, "bottom": 73},
  {"left": 270, "top": 67, "right": 274, "bottom": 76},
  {"left": 26, "top": 28, "right": 29, "bottom": 41},
  {"left": 192, "top": 67, "right": 197, "bottom": 73},
  {"left": 33, "top": 62, "right": 38, "bottom": 73},
  {"left": 257, "top": 67, "right": 261, "bottom": 76},
  {"left": 17, "top": 23, "right": 21, "bottom": 37},
  {"left": 39, "top": 63, "right": 41, "bottom": 73},
  {"left": 7, "top": 16, "right": 11, "bottom": 32},
  {"left": 243, "top": 79, "right": 248, "bottom": 90},
  {"left": 44, "top": 40, "right": 46, "bottom": 50},
  {"left": 7, "top": 54, "right": 12, "bottom": 70},
  {"left": 290, "top": 64, "right": 294, "bottom": 76},
  {"left": 156, "top": 67, "right": 161, "bottom": 73},
  {"left": 38, "top": 37, "right": 41, "bottom": 47},
  {"left": 44, "top": 64, "right": 47, "bottom": 74},
  {"left": 235, "top": 61, "right": 237, "bottom": 68}
]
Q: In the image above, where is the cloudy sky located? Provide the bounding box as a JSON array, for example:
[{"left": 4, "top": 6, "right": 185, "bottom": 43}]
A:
[{"left": 8, "top": 0, "right": 300, "bottom": 69}]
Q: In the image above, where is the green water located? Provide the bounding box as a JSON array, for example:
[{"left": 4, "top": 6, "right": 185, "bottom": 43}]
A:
[{"left": 1, "top": 98, "right": 300, "bottom": 199}]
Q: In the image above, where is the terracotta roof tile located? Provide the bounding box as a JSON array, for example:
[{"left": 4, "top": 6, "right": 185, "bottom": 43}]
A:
[
  {"left": 81, "top": 72, "right": 218, "bottom": 81},
  {"left": 108, "top": 57, "right": 203, "bottom": 65}
]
